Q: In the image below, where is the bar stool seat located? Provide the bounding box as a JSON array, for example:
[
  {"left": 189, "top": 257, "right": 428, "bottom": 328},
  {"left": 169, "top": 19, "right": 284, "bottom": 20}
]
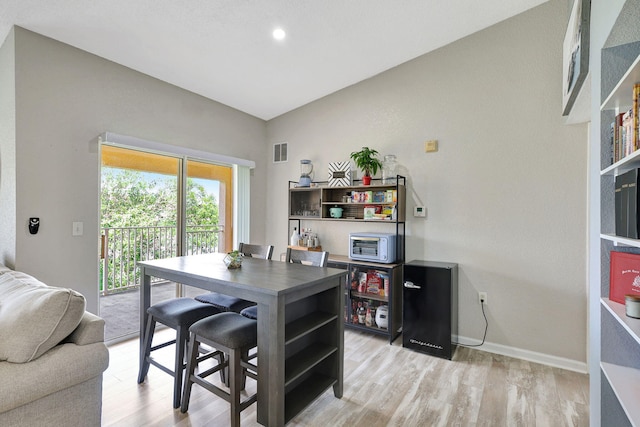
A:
[
  {"left": 181, "top": 312, "right": 258, "bottom": 427},
  {"left": 195, "top": 292, "right": 255, "bottom": 313},
  {"left": 137, "top": 297, "right": 221, "bottom": 408},
  {"left": 239, "top": 305, "right": 257, "bottom": 320}
]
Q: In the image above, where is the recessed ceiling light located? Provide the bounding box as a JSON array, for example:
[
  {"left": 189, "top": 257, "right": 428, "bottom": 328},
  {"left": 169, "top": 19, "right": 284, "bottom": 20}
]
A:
[{"left": 273, "top": 28, "right": 286, "bottom": 41}]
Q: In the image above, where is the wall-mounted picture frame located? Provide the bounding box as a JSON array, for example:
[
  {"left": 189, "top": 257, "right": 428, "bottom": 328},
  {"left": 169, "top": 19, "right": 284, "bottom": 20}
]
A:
[
  {"left": 562, "top": 0, "right": 590, "bottom": 116},
  {"left": 328, "top": 161, "right": 351, "bottom": 187}
]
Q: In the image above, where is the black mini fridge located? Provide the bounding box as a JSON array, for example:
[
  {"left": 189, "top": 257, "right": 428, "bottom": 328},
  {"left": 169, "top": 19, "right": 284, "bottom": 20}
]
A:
[{"left": 402, "top": 260, "right": 458, "bottom": 359}]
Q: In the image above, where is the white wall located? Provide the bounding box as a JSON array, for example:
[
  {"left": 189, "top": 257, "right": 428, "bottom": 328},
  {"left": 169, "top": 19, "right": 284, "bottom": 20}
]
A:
[
  {"left": 266, "top": 0, "right": 588, "bottom": 366},
  {"left": 0, "top": 28, "right": 16, "bottom": 267},
  {"left": 4, "top": 27, "right": 268, "bottom": 314},
  {"left": 1, "top": 2, "right": 590, "bottom": 367}
]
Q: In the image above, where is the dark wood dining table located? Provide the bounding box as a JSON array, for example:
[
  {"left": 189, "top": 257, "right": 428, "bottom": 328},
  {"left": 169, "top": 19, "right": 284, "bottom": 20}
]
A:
[{"left": 138, "top": 253, "right": 346, "bottom": 426}]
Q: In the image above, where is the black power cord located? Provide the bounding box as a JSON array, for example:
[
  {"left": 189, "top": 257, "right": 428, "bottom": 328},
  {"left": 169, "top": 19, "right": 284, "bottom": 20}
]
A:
[{"left": 454, "top": 299, "right": 488, "bottom": 348}]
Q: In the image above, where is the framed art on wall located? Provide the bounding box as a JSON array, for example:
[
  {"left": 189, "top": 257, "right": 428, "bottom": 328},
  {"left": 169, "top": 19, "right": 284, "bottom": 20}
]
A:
[{"left": 562, "top": 0, "right": 591, "bottom": 116}]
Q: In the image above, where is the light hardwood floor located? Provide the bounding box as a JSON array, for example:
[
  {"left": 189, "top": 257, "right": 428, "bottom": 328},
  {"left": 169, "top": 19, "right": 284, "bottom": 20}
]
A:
[{"left": 103, "top": 329, "right": 589, "bottom": 426}]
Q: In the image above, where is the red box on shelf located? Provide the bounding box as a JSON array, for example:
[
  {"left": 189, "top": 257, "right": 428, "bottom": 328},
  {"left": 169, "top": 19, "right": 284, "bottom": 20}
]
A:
[{"left": 610, "top": 251, "right": 640, "bottom": 304}]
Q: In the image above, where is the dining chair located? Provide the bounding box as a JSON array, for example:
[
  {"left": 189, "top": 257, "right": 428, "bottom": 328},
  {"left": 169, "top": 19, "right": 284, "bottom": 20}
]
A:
[
  {"left": 238, "top": 242, "right": 274, "bottom": 259},
  {"left": 195, "top": 243, "right": 274, "bottom": 312},
  {"left": 181, "top": 312, "right": 258, "bottom": 427},
  {"left": 285, "top": 247, "right": 329, "bottom": 267},
  {"left": 137, "top": 297, "right": 222, "bottom": 408}
]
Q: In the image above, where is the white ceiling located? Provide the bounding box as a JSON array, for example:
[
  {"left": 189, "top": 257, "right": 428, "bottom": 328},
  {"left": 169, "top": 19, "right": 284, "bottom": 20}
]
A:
[{"left": 1, "top": 0, "right": 548, "bottom": 120}]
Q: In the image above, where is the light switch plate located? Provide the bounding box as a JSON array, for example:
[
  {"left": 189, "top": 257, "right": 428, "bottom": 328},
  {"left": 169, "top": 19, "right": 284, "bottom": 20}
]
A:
[{"left": 72, "top": 222, "right": 83, "bottom": 236}]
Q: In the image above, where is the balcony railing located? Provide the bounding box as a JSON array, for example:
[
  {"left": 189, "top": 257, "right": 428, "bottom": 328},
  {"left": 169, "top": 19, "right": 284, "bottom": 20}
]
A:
[{"left": 100, "top": 225, "right": 223, "bottom": 295}]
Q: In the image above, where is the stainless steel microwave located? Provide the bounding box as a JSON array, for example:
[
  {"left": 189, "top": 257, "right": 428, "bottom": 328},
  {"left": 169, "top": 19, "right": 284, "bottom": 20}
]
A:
[{"left": 349, "top": 232, "right": 397, "bottom": 264}]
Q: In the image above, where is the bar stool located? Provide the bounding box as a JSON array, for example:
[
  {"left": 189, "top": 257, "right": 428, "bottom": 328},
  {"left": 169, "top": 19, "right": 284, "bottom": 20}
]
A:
[
  {"left": 195, "top": 243, "right": 273, "bottom": 313},
  {"left": 137, "top": 297, "right": 222, "bottom": 408},
  {"left": 181, "top": 312, "right": 258, "bottom": 427}
]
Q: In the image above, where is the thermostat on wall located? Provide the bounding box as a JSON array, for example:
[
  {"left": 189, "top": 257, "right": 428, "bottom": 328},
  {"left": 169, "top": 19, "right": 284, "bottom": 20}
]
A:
[{"left": 414, "top": 206, "right": 426, "bottom": 217}]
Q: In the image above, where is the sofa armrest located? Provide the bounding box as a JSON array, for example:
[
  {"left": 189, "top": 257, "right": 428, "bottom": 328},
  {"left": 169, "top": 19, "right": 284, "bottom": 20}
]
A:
[
  {"left": 0, "top": 341, "right": 109, "bottom": 413},
  {"left": 63, "top": 312, "right": 105, "bottom": 345}
]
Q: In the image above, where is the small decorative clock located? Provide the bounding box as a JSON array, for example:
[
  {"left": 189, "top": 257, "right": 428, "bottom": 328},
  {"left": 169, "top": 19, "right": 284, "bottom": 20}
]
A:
[{"left": 328, "top": 161, "right": 351, "bottom": 187}]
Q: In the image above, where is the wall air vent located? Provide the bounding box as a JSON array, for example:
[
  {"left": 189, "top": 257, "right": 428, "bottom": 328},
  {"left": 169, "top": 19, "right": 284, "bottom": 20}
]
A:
[{"left": 273, "top": 142, "right": 288, "bottom": 163}]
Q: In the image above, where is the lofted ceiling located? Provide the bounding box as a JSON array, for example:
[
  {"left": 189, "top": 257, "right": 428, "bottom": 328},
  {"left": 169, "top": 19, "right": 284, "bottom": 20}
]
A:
[{"left": 1, "top": 0, "right": 548, "bottom": 120}]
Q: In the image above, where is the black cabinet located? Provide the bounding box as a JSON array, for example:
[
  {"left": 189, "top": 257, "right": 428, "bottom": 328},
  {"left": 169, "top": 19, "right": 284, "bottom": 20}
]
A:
[
  {"left": 328, "top": 256, "right": 402, "bottom": 343},
  {"left": 402, "top": 260, "right": 458, "bottom": 359}
]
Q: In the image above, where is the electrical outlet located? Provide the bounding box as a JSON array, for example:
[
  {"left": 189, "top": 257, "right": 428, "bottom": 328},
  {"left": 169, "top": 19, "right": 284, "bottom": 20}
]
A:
[{"left": 479, "top": 292, "right": 487, "bottom": 305}]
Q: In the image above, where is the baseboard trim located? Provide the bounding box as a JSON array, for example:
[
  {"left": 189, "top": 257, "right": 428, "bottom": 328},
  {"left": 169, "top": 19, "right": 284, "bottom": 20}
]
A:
[{"left": 454, "top": 335, "right": 588, "bottom": 374}]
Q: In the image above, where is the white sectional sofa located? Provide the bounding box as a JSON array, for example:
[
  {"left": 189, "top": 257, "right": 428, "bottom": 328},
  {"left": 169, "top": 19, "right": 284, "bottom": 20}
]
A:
[{"left": 0, "top": 264, "right": 109, "bottom": 426}]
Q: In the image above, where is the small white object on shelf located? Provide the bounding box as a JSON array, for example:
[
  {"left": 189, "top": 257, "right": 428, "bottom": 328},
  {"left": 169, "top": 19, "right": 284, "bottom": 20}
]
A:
[{"left": 290, "top": 227, "right": 301, "bottom": 247}]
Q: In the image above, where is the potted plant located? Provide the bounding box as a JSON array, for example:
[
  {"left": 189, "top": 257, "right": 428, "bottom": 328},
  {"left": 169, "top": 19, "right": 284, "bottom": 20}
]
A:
[
  {"left": 350, "top": 146, "right": 383, "bottom": 185},
  {"left": 223, "top": 250, "right": 243, "bottom": 269}
]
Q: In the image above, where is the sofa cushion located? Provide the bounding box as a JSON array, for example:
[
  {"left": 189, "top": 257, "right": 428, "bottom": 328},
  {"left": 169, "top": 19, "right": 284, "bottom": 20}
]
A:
[
  {"left": 0, "top": 264, "right": 11, "bottom": 276},
  {"left": 0, "top": 272, "right": 86, "bottom": 363}
]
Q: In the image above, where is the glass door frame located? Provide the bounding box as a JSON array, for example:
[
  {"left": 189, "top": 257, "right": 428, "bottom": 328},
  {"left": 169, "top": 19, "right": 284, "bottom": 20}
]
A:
[{"left": 99, "top": 136, "right": 250, "bottom": 342}]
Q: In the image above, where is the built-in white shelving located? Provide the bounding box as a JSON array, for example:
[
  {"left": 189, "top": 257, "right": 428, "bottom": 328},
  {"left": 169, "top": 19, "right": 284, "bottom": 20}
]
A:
[
  {"left": 601, "top": 145, "right": 640, "bottom": 176},
  {"left": 599, "top": 17, "right": 640, "bottom": 425},
  {"left": 601, "top": 233, "right": 640, "bottom": 248},
  {"left": 601, "top": 298, "right": 640, "bottom": 345},
  {"left": 601, "top": 362, "right": 640, "bottom": 427},
  {"left": 601, "top": 54, "right": 640, "bottom": 112}
]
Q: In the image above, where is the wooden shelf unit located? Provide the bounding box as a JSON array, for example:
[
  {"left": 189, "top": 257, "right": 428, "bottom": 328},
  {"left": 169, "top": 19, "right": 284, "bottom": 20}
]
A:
[
  {"left": 288, "top": 177, "right": 406, "bottom": 222},
  {"left": 288, "top": 177, "right": 407, "bottom": 344}
]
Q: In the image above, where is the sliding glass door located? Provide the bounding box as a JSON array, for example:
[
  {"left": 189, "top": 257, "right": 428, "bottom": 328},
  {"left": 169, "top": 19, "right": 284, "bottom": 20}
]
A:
[
  {"left": 99, "top": 145, "right": 233, "bottom": 341},
  {"left": 181, "top": 159, "right": 233, "bottom": 298}
]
